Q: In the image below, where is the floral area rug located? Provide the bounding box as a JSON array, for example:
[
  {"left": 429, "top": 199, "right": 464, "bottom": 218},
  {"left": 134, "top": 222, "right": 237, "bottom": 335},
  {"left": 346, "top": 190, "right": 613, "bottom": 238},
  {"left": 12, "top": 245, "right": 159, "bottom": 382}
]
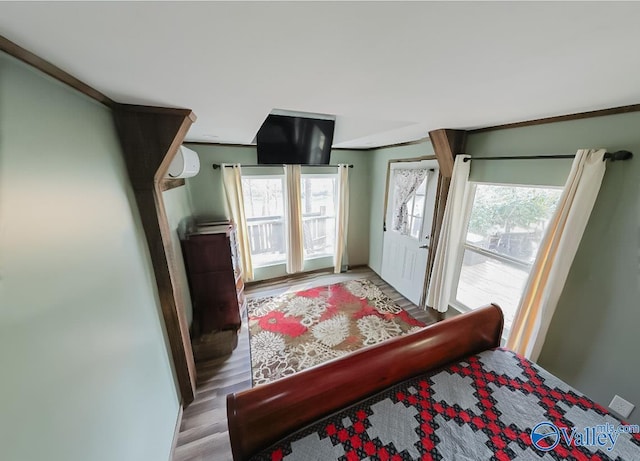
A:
[{"left": 247, "top": 279, "right": 426, "bottom": 386}]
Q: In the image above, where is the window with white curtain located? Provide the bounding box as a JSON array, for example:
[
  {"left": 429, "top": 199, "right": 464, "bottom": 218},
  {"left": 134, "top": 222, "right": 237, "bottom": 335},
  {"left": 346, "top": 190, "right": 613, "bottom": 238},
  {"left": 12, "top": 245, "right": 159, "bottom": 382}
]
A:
[
  {"left": 241, "top": 173, "right": 338, "bottom": 267},
  {"left": 451, "top": 183, "right": 562, "bottom": 332},
  {"left": 241, "top": 176, "right": 287, "bottom": 267}
]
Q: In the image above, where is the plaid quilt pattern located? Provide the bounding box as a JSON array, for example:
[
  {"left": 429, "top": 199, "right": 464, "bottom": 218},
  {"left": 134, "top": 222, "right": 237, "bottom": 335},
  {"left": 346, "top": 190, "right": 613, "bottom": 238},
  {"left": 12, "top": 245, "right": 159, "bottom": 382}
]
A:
[{"left": 252, "top": 349, "right": 640, "bottom": 461}]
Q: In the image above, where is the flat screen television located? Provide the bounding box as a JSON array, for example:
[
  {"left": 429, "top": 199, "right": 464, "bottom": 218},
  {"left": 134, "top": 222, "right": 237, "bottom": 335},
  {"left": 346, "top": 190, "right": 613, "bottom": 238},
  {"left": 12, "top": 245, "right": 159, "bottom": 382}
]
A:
[{"left": 256, "top": 114, "right": 334, "bottom": 165}]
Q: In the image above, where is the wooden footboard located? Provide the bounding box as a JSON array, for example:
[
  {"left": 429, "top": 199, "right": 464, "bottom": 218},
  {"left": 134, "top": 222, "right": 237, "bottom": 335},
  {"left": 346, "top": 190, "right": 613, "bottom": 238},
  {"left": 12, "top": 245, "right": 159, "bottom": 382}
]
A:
[{"left": 226, "top": 304, "right": 503, "bottom": 461}]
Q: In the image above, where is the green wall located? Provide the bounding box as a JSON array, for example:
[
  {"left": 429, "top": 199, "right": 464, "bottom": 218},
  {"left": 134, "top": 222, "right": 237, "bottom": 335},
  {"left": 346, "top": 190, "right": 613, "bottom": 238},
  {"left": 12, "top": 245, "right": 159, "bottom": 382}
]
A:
[
  {"left": 367, "top": 140, "right": 436, "bottom": 275},
  {"left": 0, "top": 54, "right": 180, "bottom": 460},
  {"left": 185, "top": 144, "right": 255, "bottom": 221},
  {"left": 163, "top": 186, "right": 195, "bottom": 326},
  {"left": 468, "top": 138, "right": 572, "bottom": 186},
  {"left": 184, "top": 144, "right": 372, "bottom": 281},
  {"left": 467, "top": 112, "right": 640, "bottom": 424}
]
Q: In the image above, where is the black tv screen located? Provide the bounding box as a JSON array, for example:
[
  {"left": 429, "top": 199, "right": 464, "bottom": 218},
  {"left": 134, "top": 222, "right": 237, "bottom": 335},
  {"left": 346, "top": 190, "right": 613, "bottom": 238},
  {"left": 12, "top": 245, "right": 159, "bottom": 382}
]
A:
[{"left": 256, "top": 114, "right": 334, "bottom": 165}]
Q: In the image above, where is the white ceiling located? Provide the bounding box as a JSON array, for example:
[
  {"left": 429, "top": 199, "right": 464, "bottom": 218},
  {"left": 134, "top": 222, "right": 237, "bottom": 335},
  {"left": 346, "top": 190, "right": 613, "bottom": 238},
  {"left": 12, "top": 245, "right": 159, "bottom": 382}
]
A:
[{"left": 1, "top": 2, "right": 640, "bottom": 148}]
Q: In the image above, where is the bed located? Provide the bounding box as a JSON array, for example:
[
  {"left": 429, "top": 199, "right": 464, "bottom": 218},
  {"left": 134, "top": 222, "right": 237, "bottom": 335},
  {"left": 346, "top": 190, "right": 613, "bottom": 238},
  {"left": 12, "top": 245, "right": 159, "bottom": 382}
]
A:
[{"left": 226, "top": 305, "right": 640, "bottom": 460}]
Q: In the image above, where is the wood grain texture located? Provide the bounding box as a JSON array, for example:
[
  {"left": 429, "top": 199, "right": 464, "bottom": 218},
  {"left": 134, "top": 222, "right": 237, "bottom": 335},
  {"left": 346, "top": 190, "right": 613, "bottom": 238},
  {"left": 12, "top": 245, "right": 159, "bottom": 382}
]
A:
[
  {"left": 173, "top": 268, "right": 436, "bottom": 461},
  {"left": 227, "top": 304, "right": 503, "bottom": 461},
  {"left": 182, "top": 232, "right": 243, "bottom": 335},
  {"left": 160, "top": 178, "right": 186, "bottom": 192},
  {"left": 174, "top": 318, "right": 251, "bottom": 461},
  {"left": 428, "top": 129, "right": 467, "bottom": 178},
  {"left": 112, "top": 104, "right": 198, "bottom": 405},
  {"left": 114, "top": 103, "right": 197, "bottom": 121},
  {"left": 0, "top": 34, "right": 113, "bottom": 106}
]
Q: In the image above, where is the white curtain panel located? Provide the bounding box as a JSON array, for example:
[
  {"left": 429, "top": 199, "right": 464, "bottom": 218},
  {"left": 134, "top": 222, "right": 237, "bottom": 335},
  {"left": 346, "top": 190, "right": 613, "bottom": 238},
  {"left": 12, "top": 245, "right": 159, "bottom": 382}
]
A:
[
  {"left": 392, "top": 168, "right": 429, "bottom": 235},
  {"left": 507, "top": 149, "right": 607, "bottom": 361},
  {"left": 284, "top": 165, "right": 304, "bottom": 274},
  {"left": 426, "top": 155, "right": 472, "bottom": 312},
  {"left": 221, "top": 164, "right": 254, "bottom": 282},
  {"left": 334, "top": 164, "right": 350, "bottom": 273}
]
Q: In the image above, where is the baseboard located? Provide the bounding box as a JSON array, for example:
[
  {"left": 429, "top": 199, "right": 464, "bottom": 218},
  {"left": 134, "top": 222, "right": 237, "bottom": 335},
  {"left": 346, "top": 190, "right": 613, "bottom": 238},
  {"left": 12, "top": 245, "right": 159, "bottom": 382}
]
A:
[
  {"left": 246, "top": 266, "right": 333, "bottom": 286},
  {"left": 245, "top": 264, "right": 372, "bottom": 287},
  {"left": 347, "top": 264, "right": 369, "bottom": 271},
  {"left": 169, "top": 404, "right": 184, "bottom": 461}
]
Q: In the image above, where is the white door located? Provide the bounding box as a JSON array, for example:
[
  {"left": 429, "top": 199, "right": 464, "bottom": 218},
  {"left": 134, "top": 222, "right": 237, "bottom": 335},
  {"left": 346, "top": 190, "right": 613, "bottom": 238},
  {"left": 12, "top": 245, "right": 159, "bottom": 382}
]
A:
[{"left": 381, "top": 160, "right": 439, "bottom": 305}]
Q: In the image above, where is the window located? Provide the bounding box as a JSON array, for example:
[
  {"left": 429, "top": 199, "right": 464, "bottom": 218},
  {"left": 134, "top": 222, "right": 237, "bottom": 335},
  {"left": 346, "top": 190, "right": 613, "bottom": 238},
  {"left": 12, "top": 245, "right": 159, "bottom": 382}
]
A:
[
  {"left": 241, "top": 176, "right": 287, "bottom": 267},
  {"left": 241, "top": 172, "right": 339, "bottom": 268},
  {"left": 404, "top": 177, "right": 427, "bottom": 240},
  {"left": 301, "top": 175, "right": 337, "bottom": 259},
  {"left": 452, "top": 184, "right": 562, "bottom": 332}
]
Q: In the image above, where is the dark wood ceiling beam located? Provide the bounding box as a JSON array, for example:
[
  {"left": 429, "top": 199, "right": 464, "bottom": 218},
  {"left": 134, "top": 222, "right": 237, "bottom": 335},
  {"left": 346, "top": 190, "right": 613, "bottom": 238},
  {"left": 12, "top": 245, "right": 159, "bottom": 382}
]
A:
[
  {"left": 112, "top": 103, "right": 197, "bottom": 405},
  {"left": 471, "top": 103, "right": 640, "bottom": 134}
]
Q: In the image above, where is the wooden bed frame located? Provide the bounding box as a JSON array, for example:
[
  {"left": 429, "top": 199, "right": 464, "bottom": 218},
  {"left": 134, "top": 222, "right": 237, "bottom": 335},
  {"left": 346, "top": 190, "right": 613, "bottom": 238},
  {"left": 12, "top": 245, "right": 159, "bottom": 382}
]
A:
[{"left": 226, "top": 304, "right": 504, "bottom": 461}]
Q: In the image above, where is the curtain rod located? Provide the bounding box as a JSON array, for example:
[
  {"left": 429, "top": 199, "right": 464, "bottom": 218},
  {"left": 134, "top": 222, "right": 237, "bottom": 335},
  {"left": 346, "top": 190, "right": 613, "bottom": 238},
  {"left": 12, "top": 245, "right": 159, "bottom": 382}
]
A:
[
  {"left": 212, "top": 164, "right": 353, "bottom": 169},
  {"left": 462, "top": 150, "right": 633, "bottom": 163}
]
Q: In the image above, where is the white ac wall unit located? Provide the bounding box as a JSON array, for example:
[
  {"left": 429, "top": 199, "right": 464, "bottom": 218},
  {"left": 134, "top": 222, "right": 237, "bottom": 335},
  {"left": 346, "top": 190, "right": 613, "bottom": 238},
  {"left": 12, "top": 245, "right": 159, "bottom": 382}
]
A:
[{"left": 167, "top": 145, "right": 200, "bottom": 179}]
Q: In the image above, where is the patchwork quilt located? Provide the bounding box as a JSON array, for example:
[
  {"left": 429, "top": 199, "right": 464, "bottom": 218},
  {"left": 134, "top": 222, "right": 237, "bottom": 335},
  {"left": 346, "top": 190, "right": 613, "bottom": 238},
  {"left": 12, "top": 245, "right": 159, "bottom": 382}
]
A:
[{"left": 252, "top": 349, "right": 640, "bottom": 460}]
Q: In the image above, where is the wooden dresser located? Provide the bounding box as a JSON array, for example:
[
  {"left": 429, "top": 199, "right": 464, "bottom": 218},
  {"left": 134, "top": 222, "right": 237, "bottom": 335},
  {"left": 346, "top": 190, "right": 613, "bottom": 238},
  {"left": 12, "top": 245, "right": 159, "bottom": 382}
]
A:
[{"left": 182, "top": 223, "right": 245, "bottom": 360}]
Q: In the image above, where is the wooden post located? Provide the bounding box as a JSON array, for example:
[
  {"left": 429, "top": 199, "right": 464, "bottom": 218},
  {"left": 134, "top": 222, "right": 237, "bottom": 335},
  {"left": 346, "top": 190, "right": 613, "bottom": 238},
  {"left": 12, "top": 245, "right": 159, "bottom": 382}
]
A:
[
  {"left": 112, "top": 104, "right": 198, "bottom": 405},
  {"left": 422, "top": 129, "right": 467, "bottom": 313},
  {"left": 429, "top": 129, "right": 467, "bottom": 178}
]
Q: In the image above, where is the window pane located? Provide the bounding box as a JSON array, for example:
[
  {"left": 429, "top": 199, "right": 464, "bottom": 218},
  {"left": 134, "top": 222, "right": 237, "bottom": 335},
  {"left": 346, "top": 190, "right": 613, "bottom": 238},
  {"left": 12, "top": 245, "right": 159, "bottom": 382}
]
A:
[
  {"left": 466, "top": 184, "right": 561, "bottom": 264},
  {"left": 391, "top": 175, "right": 427, "bottom": 236},
  {"left": 456, "top": 249, "right": 529, "bottom": 331},
  {"left": 241, "top": 177, "right": 286, "bottom": 267},
  {"left": 301, "top": 176, "right": 336, "bottom": 258},
  {"left": 455, "top": 183, "right": 562, "bottom": 333},
  {"left": 397, "top": 177, "right": 427, "bottom": 239},
  {"left": 413, "top": 195, "right": 425, "bottom": 218},
  {"left": 410, "top": 216, "right": 421, "bottom": 239}
]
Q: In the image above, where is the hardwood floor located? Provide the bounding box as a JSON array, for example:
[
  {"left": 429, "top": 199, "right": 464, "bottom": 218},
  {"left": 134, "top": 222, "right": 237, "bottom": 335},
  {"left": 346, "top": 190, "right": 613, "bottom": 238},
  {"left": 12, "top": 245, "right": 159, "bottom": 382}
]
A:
[{"left": 173, "top": 267, "right": 438, "bottom": 461}]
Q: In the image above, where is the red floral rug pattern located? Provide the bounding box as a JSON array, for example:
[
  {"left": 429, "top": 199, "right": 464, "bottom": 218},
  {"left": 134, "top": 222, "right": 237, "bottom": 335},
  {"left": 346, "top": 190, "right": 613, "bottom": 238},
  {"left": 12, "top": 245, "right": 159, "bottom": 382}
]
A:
[{"left": 248, "top": 279, "right": 426, "bottom": 386}]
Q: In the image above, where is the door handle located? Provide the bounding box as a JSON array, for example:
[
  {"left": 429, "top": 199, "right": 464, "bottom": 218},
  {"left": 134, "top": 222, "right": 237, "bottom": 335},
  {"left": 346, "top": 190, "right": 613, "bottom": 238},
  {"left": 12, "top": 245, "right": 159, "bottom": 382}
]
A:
[{"left": 418, "top": 244, "right": 429, "bottom": 249}]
